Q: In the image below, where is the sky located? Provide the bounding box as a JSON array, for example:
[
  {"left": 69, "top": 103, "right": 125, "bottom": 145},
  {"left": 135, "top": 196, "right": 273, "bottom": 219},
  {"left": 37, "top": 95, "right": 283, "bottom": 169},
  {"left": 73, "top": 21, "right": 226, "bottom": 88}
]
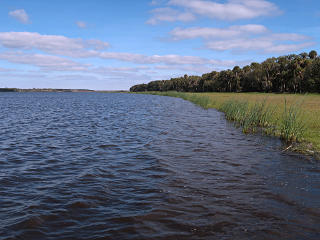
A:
[{"left": 0, "top": 0, "right": 319, "bottom": 90}]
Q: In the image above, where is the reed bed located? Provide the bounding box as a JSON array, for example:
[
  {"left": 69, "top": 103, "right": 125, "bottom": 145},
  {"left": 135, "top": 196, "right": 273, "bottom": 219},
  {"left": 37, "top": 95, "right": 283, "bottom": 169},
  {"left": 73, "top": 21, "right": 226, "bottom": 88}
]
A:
[
  {"left": 219, "top": 98, "right": 304, "bottom": 143},
  {"left": 219, "top": 99, "right": 276, "bottom": 134}
]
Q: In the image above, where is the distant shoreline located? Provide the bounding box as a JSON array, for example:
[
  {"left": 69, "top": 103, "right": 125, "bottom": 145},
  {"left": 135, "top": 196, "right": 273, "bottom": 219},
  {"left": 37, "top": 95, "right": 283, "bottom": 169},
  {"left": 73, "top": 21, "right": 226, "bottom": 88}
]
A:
[{"left": 0, "top": 88, "right": 128, "bottom": 93}]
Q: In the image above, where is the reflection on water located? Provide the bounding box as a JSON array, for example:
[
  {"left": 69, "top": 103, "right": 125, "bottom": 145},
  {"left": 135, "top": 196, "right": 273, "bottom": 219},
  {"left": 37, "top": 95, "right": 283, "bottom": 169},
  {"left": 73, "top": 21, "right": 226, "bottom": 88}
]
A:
[{"left": 0, "top": 92, "right": 319, "bottom": 240}]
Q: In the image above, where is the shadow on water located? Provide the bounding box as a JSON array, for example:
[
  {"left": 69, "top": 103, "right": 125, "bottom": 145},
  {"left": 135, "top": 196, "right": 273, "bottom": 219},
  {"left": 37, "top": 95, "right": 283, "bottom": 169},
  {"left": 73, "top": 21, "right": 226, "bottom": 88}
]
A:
[{"left": 0, "top": 92, "right": 319, "bottom": 239}]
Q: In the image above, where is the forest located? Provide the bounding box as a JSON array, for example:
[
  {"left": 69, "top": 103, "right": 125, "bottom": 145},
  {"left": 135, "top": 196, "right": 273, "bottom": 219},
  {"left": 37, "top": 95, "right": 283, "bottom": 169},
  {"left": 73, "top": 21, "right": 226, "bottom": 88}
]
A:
[{"left": 130, "top": 50, "right": 320, "bottom": 93}]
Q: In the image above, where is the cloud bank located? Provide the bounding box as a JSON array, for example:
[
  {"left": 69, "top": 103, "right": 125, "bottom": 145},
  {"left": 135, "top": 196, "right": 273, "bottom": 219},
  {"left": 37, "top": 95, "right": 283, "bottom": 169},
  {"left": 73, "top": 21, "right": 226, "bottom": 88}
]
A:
[
  {"left": 0, "top": 32, "right": 242, "bottom": 67},
  {"left": 169, "top": 25, "right": 313, "bottom": 53}
]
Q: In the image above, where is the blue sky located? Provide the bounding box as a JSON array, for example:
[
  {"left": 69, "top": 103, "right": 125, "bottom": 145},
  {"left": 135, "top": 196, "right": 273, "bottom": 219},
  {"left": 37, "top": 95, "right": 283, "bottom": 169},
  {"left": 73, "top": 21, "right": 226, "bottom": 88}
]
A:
[{"left": 0, "top": 0, "right": 319, "bottom": 90}]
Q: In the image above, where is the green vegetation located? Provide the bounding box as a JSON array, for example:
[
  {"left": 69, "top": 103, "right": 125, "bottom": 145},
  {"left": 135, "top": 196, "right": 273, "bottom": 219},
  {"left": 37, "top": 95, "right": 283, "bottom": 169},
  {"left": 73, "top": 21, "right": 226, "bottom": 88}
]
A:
[
  {"left": 130, "top": 50, "right": 320, "bottom": 94},
  {"left": 141, "top": 91, "right": 320, "bottom": 157},
  {"left": 280, "top": 100, "right": 305, "bottom": 143},
  {"left": 220, "top": 99, "right": 275, "bottom": 134}
]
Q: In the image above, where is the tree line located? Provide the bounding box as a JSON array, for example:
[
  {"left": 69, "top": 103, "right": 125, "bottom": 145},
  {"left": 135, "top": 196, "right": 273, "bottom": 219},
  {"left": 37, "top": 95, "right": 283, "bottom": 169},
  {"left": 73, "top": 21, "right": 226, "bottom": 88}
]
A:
[{"left": 130, "top": 50, "right": 320, "bottom": 93}]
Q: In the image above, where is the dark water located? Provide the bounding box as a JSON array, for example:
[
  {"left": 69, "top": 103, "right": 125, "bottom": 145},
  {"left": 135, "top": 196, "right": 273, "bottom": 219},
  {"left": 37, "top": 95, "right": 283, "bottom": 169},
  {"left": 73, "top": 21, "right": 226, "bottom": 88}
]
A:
[{"left": 0, "top": 93, "right": 319, "bottom": 240}]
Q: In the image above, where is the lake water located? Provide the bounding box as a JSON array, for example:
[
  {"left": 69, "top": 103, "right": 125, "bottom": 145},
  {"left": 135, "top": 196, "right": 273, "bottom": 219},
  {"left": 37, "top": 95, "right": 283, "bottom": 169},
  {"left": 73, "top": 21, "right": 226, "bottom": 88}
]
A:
[{"left": 0, "top": 92, "right": 319, "bottom": 240}]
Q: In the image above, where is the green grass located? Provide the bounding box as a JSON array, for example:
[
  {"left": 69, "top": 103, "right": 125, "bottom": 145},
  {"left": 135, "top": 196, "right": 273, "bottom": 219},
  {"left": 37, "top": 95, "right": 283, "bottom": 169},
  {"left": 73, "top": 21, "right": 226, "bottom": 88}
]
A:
[
  {"left": 280, "top": 100, "right": 305, "bottom": 143},
  {"left": 137, "top": 91, "right": 320, "bottom": 156},
  {"left": 219, "top": 99, "right": 276, "bottom": 134}
]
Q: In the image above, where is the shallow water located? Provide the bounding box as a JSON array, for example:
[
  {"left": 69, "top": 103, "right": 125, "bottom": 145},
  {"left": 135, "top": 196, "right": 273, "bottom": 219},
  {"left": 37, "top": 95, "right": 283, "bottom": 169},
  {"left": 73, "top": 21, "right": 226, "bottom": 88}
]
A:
[{"left": 0, "top": 92, "right": 319, "bottom": 240}]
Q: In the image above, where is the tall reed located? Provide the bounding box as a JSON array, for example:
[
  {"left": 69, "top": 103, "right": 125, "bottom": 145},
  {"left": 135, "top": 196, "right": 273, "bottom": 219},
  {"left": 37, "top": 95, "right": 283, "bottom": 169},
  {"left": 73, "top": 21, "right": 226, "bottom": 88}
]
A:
[
  {"left": 220, "top": 98, "right": 305, "bottom": 143},
  {"left": 280, "top": 99, "right": 305, "bottom": 143},
  {"left": 219, "top": 99, "right": 275, "bottom": 133}
]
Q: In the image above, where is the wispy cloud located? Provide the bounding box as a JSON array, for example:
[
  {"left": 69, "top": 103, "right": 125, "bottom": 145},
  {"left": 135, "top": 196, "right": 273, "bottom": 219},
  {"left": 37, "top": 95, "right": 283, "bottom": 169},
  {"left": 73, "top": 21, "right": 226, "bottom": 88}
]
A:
[
  {"left": 154, "top": 64, "right": 219, "bottom": 73},
  {"left": 9, "top": 9, "right": 30, "bottom": 24},
  {"left": 150, "top": 0, "right": 167, "bottom": 5},
  {"left": 205, "top": 38, "right": 314, "bottom": 53},
  {"left": 148, "top": 0, "right": 281, "bottom": 24},
  {"left": 146, "top": 7, "right": 195, "bottom": 25},
  {"left": 0, "top": 30, "right": 256, "bottom": 86},
  {"left": 0, "top": 67, "right": 14, "bottom": 72},
  {"left": 91, "top": 66, "right": 150, "bottom": 74},
  {"left": 205, "top": 33, "right": 313, "bottom": 53},
  {"left": 0, "top": 52, "right": 90, "bottom": 71},
  {"left": 0, "top": 32, "right": 245, "bottom": 67},
  {"left": 170, "top": 24, "right": 268, "bottom": 40},
  {"left": 0, "top": 50, "right": 247, "bottom": 82},
  {"left": 169, "top": 24, "right": 313, "bottom": 54},
  {"left": 0, "top": 32, "right": 109, "bottom": 57},
  {"left": 170, "top": 0, "right": 281, "bottom": 20},
  {"left": 76, "top": 21, "right": 87, "bottom": 28},
  {"left": 0, "top": 49, "right": 251, "bottom": 90},
  {"left": 99, "top": 52, "right": 239, "bottom": 66}
]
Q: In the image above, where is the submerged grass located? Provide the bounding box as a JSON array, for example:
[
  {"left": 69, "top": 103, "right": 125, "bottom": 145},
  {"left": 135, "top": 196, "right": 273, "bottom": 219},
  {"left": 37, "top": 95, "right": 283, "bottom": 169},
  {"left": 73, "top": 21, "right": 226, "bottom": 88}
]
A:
[{"left": 138, "top": 91, "right": 320, "bottom": 156}]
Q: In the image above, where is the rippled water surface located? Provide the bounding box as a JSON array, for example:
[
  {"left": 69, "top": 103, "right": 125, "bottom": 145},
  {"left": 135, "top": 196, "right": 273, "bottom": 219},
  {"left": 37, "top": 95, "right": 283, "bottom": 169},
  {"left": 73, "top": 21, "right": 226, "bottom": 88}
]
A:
[{"left": 0, "top": 92, "right": 319, "bottom": 240}]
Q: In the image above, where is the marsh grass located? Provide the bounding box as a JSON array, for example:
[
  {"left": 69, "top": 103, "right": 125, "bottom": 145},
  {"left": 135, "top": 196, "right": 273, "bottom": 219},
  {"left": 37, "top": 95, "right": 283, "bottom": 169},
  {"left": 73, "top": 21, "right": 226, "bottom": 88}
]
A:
[
  {"left": 220, "top": 99, "right": 248, "bottom": 127},
  {"left": 220, "top": 98, "right": 305, "bottom": 142},
  {"left": 187, "top": 94, "right": 211, "bottom": 109},
  {"left": 280, "top": 99, "right": 305, "bottom": 143},
  {"left": 219, "top": 99, "right": 276, "bottom": 134}
]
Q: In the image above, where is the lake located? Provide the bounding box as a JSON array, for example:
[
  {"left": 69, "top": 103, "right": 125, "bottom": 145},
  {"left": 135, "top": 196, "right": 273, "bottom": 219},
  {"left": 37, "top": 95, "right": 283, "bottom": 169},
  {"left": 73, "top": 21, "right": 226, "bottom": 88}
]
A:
[{"left": 0, "top": 92, "right": 319, "bottom": 239}]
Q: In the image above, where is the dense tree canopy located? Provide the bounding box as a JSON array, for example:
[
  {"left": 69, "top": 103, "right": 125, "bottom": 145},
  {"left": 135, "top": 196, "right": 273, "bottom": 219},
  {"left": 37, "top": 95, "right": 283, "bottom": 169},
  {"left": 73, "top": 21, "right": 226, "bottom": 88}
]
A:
[{"left": 130, "top": 51, "right": 320, "bottom": 93}]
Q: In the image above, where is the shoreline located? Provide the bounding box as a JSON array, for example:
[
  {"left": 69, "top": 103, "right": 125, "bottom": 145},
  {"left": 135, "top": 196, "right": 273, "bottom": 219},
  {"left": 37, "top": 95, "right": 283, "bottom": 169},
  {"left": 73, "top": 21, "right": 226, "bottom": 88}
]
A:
[
  {"left": 0, "top": 88, "right": 129, "bottom": 93},
  {"left": 135, "top": 91, "right": 320, "bottom": 160}
]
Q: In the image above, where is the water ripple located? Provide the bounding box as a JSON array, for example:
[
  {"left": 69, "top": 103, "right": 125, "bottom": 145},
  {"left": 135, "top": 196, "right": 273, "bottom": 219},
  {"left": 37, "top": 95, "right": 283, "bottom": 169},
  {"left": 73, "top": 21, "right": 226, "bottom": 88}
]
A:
[{"left": 0, "top": 92, "right": 319, "bottom": 240}]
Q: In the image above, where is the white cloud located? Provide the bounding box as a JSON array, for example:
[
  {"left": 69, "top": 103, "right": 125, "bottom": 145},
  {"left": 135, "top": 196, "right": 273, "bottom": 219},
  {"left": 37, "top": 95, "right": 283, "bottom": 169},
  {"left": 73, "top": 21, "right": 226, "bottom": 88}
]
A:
[
  {"left": 0, "top": 50, "right": 252, "bottom": 90},
  {"left": 147, "top": 1, "right": 312, "bottom": 54},
  {"left": 268, "top": 33, "right": 310, "bottom": 42},
  {"left": 85, "top": 39, "right": 110, "bottom": 50},
  {"left": 264, "top": 42, "right": 315, "bottom": 53},
  {"left": 0, "top": 67, "right": 14, "bottom": 72},
  {"left": 0, "top": 32, "right": 256, "bottom": 66},
  {"left": 0, "top": 52, "right": 153, "bottom": 81},
  {"left": 0, "top": 31, "right": 253, "bottom": 75},
  {"left": 91, "top": 66, "right": 150, "bottom": 74},
  {"left": 155, "top": 64, "right": 218, "bottom": 73},
  {"left": 0, "top": 50, "right": 246, "bottom": 76},
  {"left": 147, "top": 7, "right": 195, "bottom": 24},
  {"left": 9, "top": 9, "right": 30, "bottom": 24},
  {"left": 206, "top": 38, "right": 315, "bottom": 53},
  {"left": 53, "top": 74, "right": 99, "bottom": 81},
  {"left": 0, "top": 32, "right": 109, "bottom": 57},
  {"left": 150, "top": 0, "right": 167, "bottom": 5},
  {"left": 148, "top": 0, "right": 281, "bottom": 24},
  {"left": 0, "top": 50, "right": 248, "bottom": 83},
  {"left": 76, "top": 21, "right": 87, "bottom": 28},
  {"left": 0, "top": 32, "right": 242, "bottom": 66},
  {"left": 0, "top": 52, "right": 90, "bottom": 71},
  {"left": 169, "top": 24, "right": 313, "bottom": 54},
  {"left": 168, "top": 0, "right": 281, "bottom": 20},
  {"left": 170, "top": 24, "right": 268, "bottom": 40},
  {"left": 99, "top": 52, "right": 238, "bottom": 66}
]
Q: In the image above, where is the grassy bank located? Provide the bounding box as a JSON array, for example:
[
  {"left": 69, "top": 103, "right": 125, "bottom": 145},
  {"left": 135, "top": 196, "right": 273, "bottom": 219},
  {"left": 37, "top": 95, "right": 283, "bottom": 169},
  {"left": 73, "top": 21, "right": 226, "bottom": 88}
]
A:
[{"left": 139, "top": 91, "right": 320, "bottom": 157}]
